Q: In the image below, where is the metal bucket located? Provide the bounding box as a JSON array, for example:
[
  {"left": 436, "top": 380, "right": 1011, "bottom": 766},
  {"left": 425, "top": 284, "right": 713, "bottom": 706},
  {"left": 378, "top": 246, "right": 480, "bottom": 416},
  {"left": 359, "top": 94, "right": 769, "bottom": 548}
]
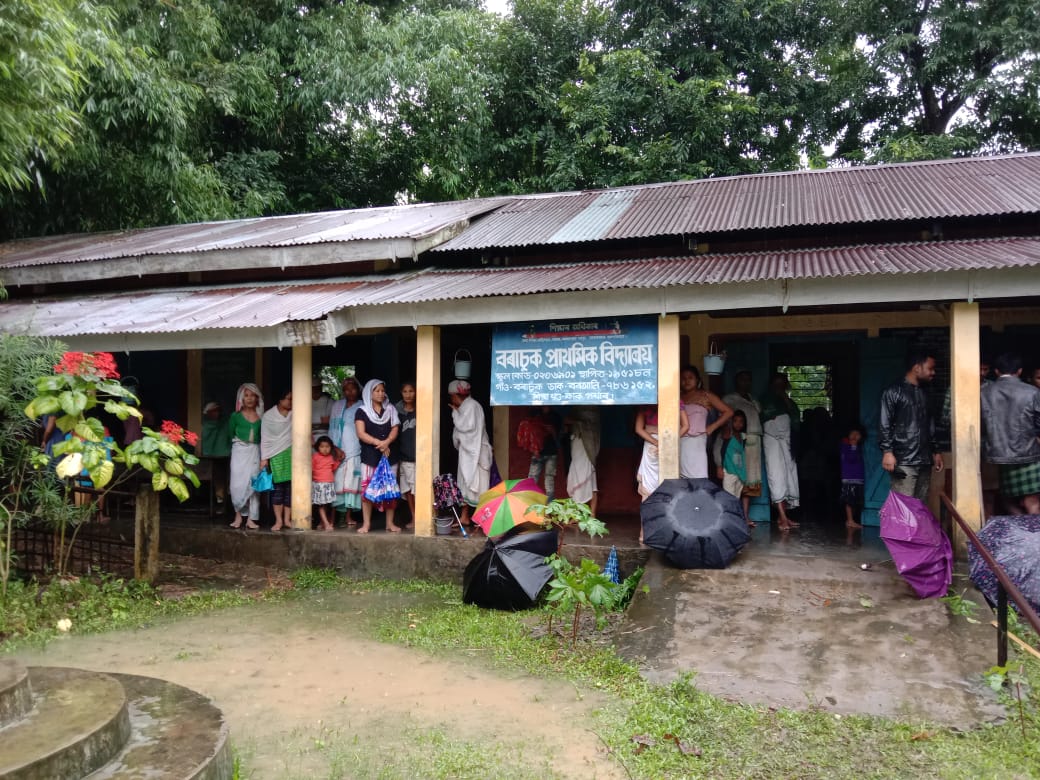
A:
[
  {"left": 454, "top": 349, "right": 472, "bottom": 380},
  {"left": 703, "top": 354, "right": 726, "bottom": 375},
  {"left": 435, "top": 517, "right": 454, "bottom": 535}
]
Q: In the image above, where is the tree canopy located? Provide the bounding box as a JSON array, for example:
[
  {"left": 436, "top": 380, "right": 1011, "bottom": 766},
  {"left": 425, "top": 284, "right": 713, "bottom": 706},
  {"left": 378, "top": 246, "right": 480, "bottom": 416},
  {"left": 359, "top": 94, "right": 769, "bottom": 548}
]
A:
[{"left": 1, "top": 0, "right": 1037, "bottom": 239}]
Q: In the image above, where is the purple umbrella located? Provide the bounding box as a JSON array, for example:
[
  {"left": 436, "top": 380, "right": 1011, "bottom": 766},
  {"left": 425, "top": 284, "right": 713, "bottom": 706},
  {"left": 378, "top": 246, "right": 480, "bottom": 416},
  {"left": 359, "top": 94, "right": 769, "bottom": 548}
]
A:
[
  {"left": 969, "top": 515, "right": 1040, "bottom": 615},
  {"left": 880, "top": 491, "right": 952, "bottom": 599}
]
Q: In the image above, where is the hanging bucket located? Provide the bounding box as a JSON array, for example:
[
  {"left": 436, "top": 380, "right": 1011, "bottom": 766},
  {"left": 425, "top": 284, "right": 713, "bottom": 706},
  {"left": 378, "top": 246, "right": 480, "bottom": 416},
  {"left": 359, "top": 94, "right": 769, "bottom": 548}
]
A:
[
  {"left": 435, "top": 517, "right": 454, "bottom": 535},
  {"left": 703, "top": 342, "right": 726, "bottom": 376},
  {"left": 454, "top": 349, "right": 472, "bottom": 380}
]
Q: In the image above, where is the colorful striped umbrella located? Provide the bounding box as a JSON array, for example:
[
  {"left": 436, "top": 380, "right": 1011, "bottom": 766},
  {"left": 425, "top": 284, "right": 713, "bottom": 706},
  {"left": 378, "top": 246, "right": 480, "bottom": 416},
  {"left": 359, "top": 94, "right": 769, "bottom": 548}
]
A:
[{"left": 472, "top": 478, "right": 548, "bottom": 536}]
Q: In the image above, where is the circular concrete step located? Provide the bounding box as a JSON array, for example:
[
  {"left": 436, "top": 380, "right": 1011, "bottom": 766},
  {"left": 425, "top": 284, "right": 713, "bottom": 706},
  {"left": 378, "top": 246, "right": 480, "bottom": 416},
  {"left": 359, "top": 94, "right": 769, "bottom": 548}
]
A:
[
  {"left": 84, "top": 673, "right": 231, "bottom": 780},
  {"left": 0, "top": 658, "right": 33, "bottom": 729},
  {"left": 0, "top": 667, "right": 130, "bottom": 780}
]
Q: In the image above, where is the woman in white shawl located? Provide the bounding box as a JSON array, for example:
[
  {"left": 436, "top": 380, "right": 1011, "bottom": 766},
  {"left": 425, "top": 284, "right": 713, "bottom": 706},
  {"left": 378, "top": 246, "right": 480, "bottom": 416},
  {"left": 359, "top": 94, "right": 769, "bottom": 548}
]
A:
[
  {"left": 566, "top": 408, "right": 601, "bottom": 516},
  {"left": 448, "top": 380, "right": 492, "bottom": 527},
  {"left": 354, "top": 379, "right": 400, "bottom": 533},
  {"left": 260, "top": 389, "right": 293, "bottom": 531},
  {"left": 329, "top": 376, "right": 363, "bottom": 525},
  {"left": 229, "top": 383, "right": 263, "bottom": 529}
]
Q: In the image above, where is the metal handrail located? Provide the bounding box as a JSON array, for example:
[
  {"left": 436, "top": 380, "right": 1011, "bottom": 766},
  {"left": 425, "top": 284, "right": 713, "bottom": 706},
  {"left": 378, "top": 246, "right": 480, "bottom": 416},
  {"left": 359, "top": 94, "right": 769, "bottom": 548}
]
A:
[{"left": 940, "top": 493, "right": 1040, "bottom": 666}]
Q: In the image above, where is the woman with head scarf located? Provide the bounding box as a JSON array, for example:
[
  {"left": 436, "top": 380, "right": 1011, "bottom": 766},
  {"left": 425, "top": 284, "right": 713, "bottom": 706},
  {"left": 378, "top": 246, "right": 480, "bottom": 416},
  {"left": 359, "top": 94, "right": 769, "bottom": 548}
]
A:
[
  {"left": 448, "top": 379, "right": 492, "bottom": 527},
  {"left": 329, "top": 376, "right": 363, "bottom": 525},
  {"left": 229, "top": 383, "right": 264, "bottom": 529},
  {"left": 354, "top": 379, "right": 401, "bottom": 533},
  {"left": 261, "top": 388, "right": 293, "bottom": 531}
]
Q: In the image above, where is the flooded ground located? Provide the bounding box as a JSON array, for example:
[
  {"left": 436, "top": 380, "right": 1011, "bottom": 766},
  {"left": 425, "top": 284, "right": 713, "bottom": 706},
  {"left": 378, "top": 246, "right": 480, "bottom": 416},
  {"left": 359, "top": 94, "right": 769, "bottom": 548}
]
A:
[{"left": 13, "top": 591, "right": 622, "bottom": 779}]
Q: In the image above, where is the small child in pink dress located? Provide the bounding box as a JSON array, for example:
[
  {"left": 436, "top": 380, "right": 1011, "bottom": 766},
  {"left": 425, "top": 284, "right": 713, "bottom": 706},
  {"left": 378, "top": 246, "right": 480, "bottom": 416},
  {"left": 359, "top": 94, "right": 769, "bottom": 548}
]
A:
[{"left": 312, "top": 436, "right": 344, "bottom": 531}]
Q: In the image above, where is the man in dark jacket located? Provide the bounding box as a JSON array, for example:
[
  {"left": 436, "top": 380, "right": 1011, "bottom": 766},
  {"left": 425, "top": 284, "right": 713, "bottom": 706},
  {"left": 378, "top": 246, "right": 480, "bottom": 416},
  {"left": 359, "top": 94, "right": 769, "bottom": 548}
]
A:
[
  {"left": 981, "top": 352, "right": 1040, "bottom": 514},
  {"left": 879, "top": 350, "right": 944, "bottom": 501}
]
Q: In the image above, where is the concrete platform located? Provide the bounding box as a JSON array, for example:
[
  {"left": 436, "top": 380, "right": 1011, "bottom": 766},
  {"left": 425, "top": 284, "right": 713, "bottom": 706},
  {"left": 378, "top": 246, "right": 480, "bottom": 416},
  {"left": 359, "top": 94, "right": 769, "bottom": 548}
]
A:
[{"left": 616, "top": 549, "right": 1006, "bottom": 728}]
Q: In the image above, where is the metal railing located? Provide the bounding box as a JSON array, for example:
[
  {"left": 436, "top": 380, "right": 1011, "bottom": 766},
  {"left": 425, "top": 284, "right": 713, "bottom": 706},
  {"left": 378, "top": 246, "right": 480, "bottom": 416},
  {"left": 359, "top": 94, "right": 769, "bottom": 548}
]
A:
[{"left": 940, "top": 493, "right": 1040, "bottom": 666}]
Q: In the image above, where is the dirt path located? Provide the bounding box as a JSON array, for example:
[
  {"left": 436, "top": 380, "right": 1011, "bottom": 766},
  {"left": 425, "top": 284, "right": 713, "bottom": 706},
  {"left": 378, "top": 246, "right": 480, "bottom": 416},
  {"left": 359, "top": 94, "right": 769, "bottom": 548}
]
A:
[{"left": 12, "top": 592, "right": 622, "bottom": 779}]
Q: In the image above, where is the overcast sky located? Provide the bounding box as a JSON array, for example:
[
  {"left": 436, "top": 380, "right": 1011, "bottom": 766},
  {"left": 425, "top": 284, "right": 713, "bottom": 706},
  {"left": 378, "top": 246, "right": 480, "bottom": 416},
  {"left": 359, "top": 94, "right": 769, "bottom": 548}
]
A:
[{"left": 484, "top": 0, "right": 511, "bottom": 15}]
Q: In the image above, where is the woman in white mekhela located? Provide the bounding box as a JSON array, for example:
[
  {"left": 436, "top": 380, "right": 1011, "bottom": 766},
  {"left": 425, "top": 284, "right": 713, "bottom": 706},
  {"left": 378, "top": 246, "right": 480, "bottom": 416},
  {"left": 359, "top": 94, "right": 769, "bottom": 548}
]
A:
[
  {"left": 679, "top": 365, "right": 732, "bottom": 479},
  {"left": 260, "top": 389, "right": 293, "bottom": 531},
  {"left": 759, "top": 372, "right": 801, "bottom": 531},
  {"left": 566, "top": 408, "right": 601, "bottom": 516},
  {"left": 329, "top": 376, "right": 363, "bottom": 525},
  {"left": 228, "top": 383, "right": 263, "bottom": 529},
  {"left": 448, "top": 380, "right": 492, "bottom": 528},
  {"left": 635, "top": 403, "right": 690, "bottom": 501}
]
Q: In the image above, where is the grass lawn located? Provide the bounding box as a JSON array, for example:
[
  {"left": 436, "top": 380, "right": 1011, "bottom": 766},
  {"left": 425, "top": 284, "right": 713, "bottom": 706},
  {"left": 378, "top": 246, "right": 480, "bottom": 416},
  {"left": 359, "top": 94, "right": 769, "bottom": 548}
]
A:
[{"left": 3, "top": 569, "right": 1038, "bottom": 779}]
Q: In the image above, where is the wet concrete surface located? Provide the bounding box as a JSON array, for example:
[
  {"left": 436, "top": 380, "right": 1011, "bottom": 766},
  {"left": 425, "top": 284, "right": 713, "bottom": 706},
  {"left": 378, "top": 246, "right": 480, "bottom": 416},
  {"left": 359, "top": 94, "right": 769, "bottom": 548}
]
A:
[{"left": 616, "top": 526, "right": 1006, "bottom": 728}]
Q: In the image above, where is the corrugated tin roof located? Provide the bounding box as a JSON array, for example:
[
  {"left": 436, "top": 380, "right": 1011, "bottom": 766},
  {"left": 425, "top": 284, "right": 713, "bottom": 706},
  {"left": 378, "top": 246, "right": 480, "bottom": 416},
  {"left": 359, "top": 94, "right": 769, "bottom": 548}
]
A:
[
  {"left": 0, "top": 198, "right": 511, "bottom": 270},
  {"left": 2, "top": 237, "right": 1037, "bottom": 338},
  {"left": 435, "top": 153, "right": 1040, "bottom": 251}
]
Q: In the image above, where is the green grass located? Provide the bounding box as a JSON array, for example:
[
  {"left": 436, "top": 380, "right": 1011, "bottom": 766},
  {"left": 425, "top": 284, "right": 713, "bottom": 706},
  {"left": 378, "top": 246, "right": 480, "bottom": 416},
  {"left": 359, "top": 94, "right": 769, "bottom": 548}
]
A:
[
  {"left": 372, "top": 586, "right": 1040, "bottom": 780},
  {"left": 5, "top": 567, "right": 1038, "bottom": 779}
]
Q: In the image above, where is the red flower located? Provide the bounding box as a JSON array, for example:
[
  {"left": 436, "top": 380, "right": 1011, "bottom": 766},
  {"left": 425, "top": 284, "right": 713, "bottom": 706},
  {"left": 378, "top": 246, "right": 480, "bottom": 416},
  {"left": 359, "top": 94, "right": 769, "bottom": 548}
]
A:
[
  {"left": 53, "top": 351, "right": 120, "bottom": 379},
  {"left": 158, "top": 420, "right": 198, "bottom": 447}
]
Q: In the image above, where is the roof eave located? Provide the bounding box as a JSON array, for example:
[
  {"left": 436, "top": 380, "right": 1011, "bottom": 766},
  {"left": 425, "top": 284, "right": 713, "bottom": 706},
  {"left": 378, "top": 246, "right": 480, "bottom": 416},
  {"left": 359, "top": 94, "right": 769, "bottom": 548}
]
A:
[{"left": 0, "top": 223, "right": 466, "bottom": 288}]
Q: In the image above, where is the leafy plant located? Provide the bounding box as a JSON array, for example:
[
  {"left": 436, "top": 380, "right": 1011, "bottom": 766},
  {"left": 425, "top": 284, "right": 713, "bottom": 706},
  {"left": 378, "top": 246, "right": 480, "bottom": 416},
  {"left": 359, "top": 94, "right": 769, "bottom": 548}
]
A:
[
  {"left": 940, "top": 589, "right": 980, "bottom": 618},
  {"left": 529, "top": 498, "right": 607, "bottom": 553},
  {"left": 544, "top": 554, "right": 620, "bottom": 644}
]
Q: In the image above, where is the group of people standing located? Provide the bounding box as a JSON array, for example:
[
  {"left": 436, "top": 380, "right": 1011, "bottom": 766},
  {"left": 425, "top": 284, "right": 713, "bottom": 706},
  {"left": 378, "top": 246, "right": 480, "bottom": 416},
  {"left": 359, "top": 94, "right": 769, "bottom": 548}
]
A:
[
  {"left": 636, "top": 366, "right": 802, "bottom": 531},
  {"left": 218, "top": 374, "right": 419, "bottom": 534},
  {"left": 881, "top": 350, "right": 1040, "bottom": 516}
]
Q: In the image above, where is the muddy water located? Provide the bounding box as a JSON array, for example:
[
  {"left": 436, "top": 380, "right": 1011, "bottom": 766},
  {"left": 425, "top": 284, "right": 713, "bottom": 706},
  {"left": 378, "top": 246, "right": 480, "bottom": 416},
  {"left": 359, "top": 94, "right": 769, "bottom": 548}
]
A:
[{"left": 13, "top": 593, "right": 621, "bottom": 779}]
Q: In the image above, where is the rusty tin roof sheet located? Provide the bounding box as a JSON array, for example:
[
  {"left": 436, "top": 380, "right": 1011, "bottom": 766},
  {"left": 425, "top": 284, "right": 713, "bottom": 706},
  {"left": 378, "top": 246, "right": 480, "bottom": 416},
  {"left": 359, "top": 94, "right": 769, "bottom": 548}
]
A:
[
  {"left": 0, "top": 198, "right": 510, "bottom": 270},
  {"left": 436, "top": 153, "right": 1040, "bottom": 251},
  {"left": 2, "top": 237, "right": 1037, "bottom": 338}
]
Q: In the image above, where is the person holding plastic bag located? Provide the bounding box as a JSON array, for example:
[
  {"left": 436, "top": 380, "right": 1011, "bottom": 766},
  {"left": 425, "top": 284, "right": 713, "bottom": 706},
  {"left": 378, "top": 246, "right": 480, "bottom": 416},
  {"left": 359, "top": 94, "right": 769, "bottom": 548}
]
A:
[{"left": 355, "top": 379, "right": 401, "bottom": 533}]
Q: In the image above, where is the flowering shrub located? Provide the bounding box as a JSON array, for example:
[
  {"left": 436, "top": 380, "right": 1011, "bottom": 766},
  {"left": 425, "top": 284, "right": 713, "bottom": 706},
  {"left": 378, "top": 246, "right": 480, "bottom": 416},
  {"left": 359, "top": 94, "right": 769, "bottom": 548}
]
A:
[{"left": 24, "top": 351, "right": 199, "bottom": 501}]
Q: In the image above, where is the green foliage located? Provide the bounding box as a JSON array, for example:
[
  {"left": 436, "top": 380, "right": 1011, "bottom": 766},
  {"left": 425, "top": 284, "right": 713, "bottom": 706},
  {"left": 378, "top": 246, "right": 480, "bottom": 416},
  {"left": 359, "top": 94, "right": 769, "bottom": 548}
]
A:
[
  {"left": 289, "top": 567, "right": 344, "bottom": 591},
  {"left": 0, "top": 573, "right": 266, "bottom": 647},
  {"left": 530, "top": 498, "right": 608, "bottom": 541},
  {"left": 0, "top": 335, "right": 66, "bottom": 598},
  {"left": 940, "top": 589, "right": 980, "bottom": 618},
  {"left": 543, "top": 554, "right": 640, "bottom": 643},
  {"left": 0, "top": 0, "right": 120, "bottom": 192}
]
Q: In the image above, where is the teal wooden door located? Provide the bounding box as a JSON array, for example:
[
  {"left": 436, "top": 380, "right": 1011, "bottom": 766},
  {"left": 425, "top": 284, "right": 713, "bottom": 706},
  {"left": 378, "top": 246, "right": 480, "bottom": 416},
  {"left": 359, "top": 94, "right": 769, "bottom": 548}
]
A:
[{"left": 859, "top": 337, "right": 907, "bottom": 525}]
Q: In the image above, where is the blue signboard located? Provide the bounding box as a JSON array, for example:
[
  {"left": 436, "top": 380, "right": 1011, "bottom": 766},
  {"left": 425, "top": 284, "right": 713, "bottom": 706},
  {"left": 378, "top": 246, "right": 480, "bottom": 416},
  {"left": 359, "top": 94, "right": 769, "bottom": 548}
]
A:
[{"left": 491, "top": 316, "right": 658, "bottom": 406}]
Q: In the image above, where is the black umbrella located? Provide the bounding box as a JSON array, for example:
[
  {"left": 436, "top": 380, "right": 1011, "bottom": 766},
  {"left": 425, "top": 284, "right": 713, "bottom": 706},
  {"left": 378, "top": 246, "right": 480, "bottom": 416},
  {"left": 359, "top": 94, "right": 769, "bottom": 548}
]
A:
[
  {"left": 640, "top": 478, "right": 751, "bottom": 569},
  {"left": 462, "top": 527, "right": 559, "bottom": 610}
]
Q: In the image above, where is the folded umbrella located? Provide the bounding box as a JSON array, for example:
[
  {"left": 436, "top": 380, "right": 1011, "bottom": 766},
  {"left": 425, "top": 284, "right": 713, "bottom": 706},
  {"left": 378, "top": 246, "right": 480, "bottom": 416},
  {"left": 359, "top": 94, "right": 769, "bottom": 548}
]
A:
[
  {"left": 462, "top": 527, "right": 559, "bottom": 610},
  {"left": 969, "top": 515, "right": 1040, "bottom": 615},
  {"left": 879, "top": 491, "right": 952, "bottom": 599},
  {"left": 640, "top": 478, "right": 751, "bottom": 569}
]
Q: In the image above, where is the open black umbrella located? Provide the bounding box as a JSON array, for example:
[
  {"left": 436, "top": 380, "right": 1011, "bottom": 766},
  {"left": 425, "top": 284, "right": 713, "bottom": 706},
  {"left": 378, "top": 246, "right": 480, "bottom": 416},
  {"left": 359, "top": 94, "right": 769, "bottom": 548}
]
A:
[
  {"left": 462, "top": 527, "right": 559, "bottom": 610},
  {"left": 640, "top": 478, "right": 751, "bottom": 569}
]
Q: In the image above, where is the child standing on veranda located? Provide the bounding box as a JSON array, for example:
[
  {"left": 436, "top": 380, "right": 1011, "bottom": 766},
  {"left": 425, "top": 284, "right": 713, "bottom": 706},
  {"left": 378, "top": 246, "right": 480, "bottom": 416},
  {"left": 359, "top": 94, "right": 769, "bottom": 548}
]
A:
[
  {"left": 395, "top": 382, "right": 418, "bottom": 526},
  {"left": 312, "top": 436, "right": 344, "bottom": 531},
  {"left": 840, "top": 425, "right": 866, "bottom": 529},
  {"left": 714, "top": 410, "right": 753, "bottom": 527}
]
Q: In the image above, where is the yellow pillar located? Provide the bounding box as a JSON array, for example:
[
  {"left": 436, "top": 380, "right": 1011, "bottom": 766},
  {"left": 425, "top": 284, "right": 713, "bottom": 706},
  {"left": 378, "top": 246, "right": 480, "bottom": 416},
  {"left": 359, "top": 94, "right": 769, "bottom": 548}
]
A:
[
  {"left": 658, "top": 315, "right": 681, "bottom": 480},
  {"left": 950, "top": 302, "right": 982, "bottom": 557},
  {"left": 291, "top": 346, "right": 313, "bottom": 529},
  {"left": 186, "top": 350, "right": 203, "bottom": 451},
  {"left": 414, "top": 326, "right": 441, "bottom": 536},
  {"left": 493, "top": 406, "right": 510, "bottom": 480}
]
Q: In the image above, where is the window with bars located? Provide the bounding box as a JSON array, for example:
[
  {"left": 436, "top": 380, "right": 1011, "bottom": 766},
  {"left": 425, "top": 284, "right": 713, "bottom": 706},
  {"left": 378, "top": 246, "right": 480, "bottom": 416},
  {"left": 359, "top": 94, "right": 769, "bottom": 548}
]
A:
[{"left": 778, "top": 364, "right": 833, "bottom": 415}]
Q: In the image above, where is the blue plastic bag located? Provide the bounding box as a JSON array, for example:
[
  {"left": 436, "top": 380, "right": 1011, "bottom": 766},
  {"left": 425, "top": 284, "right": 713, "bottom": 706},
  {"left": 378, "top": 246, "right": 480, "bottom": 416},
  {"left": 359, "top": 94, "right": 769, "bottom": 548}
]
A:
[
  {"left": 250, "top": 469, "right": 273, "bottom": 493},
  {"left": 364, "top": 455, "right": 402, "bottom": 505}
]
